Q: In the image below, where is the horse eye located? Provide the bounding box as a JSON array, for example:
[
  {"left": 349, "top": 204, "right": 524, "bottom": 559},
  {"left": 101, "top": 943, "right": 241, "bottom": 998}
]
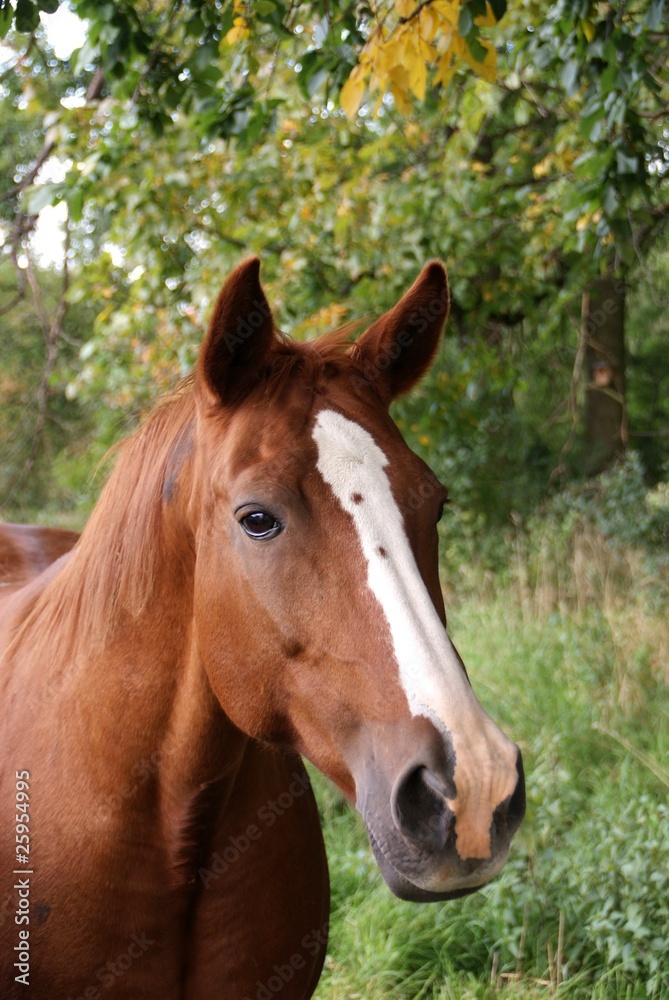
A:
[{"left": 240, "top": 511, "right": 282, "bottom": 540}]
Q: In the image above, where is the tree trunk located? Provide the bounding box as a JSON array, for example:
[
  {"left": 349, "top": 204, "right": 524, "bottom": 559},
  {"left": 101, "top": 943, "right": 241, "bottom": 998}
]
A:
[{"left": 583, "top": 272, "right": 627, "bottom": 474}]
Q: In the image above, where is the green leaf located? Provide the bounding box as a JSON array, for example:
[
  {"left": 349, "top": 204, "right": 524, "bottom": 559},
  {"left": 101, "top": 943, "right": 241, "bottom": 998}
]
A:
[
  {"left": 488, "top": 0, "right": 507, "bottom": 20},
  {"left": 467, "top": 0, "right": 487, "bottom": 17},
  {"left": 645, "top": 0, "right": 664, "bottom": 30},
  {"left": 573, "top": 149, "right": 613, "bottom": 180},
  {"left": 588, "top": 117, "right": 605, "bottom": 143},
  {"left": 39, "top": 0, "right": 60, "bottom": 13},
  {"left": 458, "top": 8, "right": 473, "bottom": 37},
  {"left": 560, "top": 59, "right": 580, "bottom": 96},
  {"left": 616, "top": 150, "right": 638, "bottom": 175},
  {"left": 25, "top": 183, "right": 60, "bottom": 214},
  {"left": 602, "top": 184, "right": 619, "bottom": 216},
  {"left": 598, "top": 63, "right": 619, "bottom": 97},
  {"left": 70, "top": 38, "right": 99, "bottom": 75},
  {"left": 15, "top": 0, "right": 40, "bottom": 33},
  {"left": 67, "top": 187, "right": 85, "bottom": 223},
  {"left": 297, "top": 50, "right": 331, "bottom": 100},
  {"left": 466, "top": 31, "right": 488, "bottom": 63},
  {"left": 0, "top": 5, "right": 12, "bottom": 37}
]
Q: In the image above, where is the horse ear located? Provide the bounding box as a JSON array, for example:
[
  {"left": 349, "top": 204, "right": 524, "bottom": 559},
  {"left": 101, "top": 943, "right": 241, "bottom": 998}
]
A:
[
  {"left": 352, "top": 261, "right": 449, "bottom": 402},
  {"left": 196, "top": 256, "right": 274, "bottom": 406}
]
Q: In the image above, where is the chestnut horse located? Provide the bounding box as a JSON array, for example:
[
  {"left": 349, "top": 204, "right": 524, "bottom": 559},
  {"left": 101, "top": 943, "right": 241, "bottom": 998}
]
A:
[
  {"left": 0, "top": 259, "right": 524, "bottom": 999},
  {"left": 0, "top": 523, "right": 79, "bottom": 593}
]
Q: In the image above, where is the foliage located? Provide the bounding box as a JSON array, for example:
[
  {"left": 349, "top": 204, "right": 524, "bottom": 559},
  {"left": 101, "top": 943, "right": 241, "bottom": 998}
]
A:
[
  {"left": 0, "top": 0, "right": 666, "bottom": 524},
  {"left": 2, "top": 0, "right": 505, "bottom": 133},
  {"left": 0, "top": 7, "right": 667, "bottom": 996},
  {"left": 535, "top": 450, "right": 669, "bottom": 549},
  {"left": 509, "top": 0, "right": 667, "bottom": 263},
  {"left": 311, "top": 552, "right": 669, "bottom": 999},
  {"left": 338, "top": 0, "right": 502, "bottom": 117},
  {"left": 0, "top": 263, "right": 104, "bottom": 513}
]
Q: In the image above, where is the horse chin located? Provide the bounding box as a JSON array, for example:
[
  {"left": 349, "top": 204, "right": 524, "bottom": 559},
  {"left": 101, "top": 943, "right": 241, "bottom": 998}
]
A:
[
  {"left": 363, "top": 819, "right": 499, "bottom": 904},
  {"left": 373, "top": 848, "right": 483, "bottom": 902}
]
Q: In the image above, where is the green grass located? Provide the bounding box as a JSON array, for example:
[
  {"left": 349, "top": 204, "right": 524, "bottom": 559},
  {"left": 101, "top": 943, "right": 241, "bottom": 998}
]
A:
[
  {"left": 4, "top": 492, "right": 667, "bottom": 998},
  {"left": 311, "top": 568, "right": 669, "bottom": 1000}
]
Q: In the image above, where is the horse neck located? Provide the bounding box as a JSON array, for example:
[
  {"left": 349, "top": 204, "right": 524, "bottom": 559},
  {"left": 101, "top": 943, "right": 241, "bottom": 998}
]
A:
[{"left": 19, "top": 397, "right": 246, "bottom": 795}]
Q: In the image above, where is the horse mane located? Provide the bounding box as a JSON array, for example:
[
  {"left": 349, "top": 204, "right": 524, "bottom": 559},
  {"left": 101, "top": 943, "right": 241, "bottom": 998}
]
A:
[
  {"left": 9, "top": 327, "right": 368, "bottom": 662},
  {"left": 251, "top": 322, "right": 367, "bottom": 402}
]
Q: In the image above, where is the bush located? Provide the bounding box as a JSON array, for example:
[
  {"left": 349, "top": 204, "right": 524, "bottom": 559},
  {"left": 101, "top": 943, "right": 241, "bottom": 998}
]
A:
[
  {"left": 312, "top": 565, "right": 669, "bottom": 1000},
  {"left": 541, "top": 452, "right": 668, "bottom": 550}
]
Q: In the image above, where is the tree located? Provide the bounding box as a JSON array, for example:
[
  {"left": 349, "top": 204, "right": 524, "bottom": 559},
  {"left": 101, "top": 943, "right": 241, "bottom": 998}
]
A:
[{"left": 0, "top": 0, "right": 667, "bottom": 522}]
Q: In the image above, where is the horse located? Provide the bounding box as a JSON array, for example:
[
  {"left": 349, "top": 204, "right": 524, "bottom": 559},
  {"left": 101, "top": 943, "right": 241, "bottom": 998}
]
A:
[
  {"left": 0, "top": 523, "right": 79, "bottom": 593},
  {"left": 0, "top": 258, "right": 525, "bottom": 999}
]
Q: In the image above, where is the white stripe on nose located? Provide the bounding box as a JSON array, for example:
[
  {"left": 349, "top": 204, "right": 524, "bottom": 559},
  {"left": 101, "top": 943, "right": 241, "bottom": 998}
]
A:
[
  {"left": 312, "top": 409, "right": 471, "bottom": 721},
  {"left": 312, "top": 408, "right": 517, "bottom": 859}
]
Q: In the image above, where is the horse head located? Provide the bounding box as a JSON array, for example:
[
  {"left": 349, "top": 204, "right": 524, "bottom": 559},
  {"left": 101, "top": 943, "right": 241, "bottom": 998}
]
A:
[{"left": 174, "top": 257, "right": 524, "bottom": 901}]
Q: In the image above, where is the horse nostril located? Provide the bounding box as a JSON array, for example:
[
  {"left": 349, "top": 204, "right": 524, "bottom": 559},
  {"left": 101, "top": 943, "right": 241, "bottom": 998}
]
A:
[
  {"left": 509, "top": 749, "right": 526, "bottom": 828},
  {"left": 391, "top": 765, "right": 453, "bottom": 851},
  {"left": 492, "top": 749, "right": 526, "bottom": 841}
]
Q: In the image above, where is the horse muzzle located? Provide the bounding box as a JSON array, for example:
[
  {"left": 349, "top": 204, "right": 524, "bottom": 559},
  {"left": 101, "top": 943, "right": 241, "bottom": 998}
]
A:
[{"left": 353, "top": 717, "right": 526, "bottom": 901}]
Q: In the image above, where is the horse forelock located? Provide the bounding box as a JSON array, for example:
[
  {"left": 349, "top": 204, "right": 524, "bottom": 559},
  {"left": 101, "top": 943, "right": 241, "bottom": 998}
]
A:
[{"left": 236, "top": 324, "right": 368, "bottom": 405}]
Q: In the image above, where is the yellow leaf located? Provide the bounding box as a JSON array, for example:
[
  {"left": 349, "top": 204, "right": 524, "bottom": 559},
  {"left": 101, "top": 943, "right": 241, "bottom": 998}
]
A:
[
  {"left": 340, "top": 64, "right": 368, "bottom": 118},
  {"left": 388, "top": 63, "right": 411, "bottom": 92},
  {"left": 558, "top": 149, "right": 576, "bottom": 170},
  {"left": 361, "top": 27, "right": 382, "bottom": 67},
  {"left": 533, "top": 154, "right": 552, "bottom": 178},
  {"left": 408, "top": 52, "right": 427, "bottom": 101},
  {"left": 460, "top": 37, "right": 497, "bottom": 83},
  {"left": 475, "top": 3, "right": 497, "bottom": 27},
  {"left": 434, "top": 49, "right": 457, "bottom": 86},
  {"left": 418, "top": 36, "right": 438, "bottom": 62},
  {"left": 225, "top": 16, "right": 249, "bottom": 44},
  {"left": 375, "top": 42, "right": 396, "bottom": 75},
  {"left": 432, "top": 0, "right": 461, "bottom": 28},
  {"left": 390, "top": 81, "right": 413, "bottom": 115},
  {"left": 582, "top": 18, "right": 596, "bottom": 43},
  {"left": 395, "top": 0, "right": 415, "bottom": 17},
  {"left": 419, "top": 6, "right": 440, "bottom": 41}
]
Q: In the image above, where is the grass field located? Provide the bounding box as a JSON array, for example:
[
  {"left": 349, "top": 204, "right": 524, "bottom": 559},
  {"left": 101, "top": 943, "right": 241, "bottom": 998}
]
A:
[
  {"left": 6, "top": 500, "right": 668, "bottom": 999},
  {"left": 312, "top": 532, "right": 669, "bottom": 1000}
]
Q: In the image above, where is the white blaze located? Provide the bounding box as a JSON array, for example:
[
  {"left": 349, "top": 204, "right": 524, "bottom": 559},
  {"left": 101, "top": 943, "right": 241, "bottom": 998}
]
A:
[
  {"left": 312, "top": 408, "right": 518, "bottom": 866},
  {"left": 312, "top": 408, "right": 474, "bottom": 726}
]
